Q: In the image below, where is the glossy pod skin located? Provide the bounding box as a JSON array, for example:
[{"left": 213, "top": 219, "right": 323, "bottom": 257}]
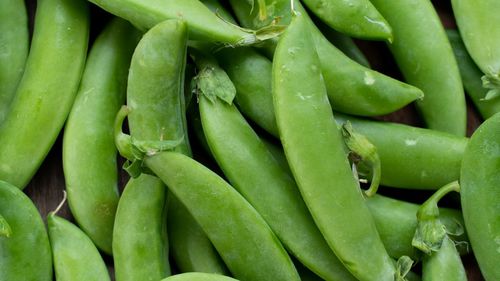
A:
[
  {"left": 229, "top": 0, "right": 424, "bottom": 117},
  {"left": 272, "top": 14, "right": 394, "bottom": 281},
  {"left": 301, "top": 0, "right": 392, "bottom": 40},
  {"left": 452, "top": 0, "right": 500, "bottom": 93},
  {"left": 63, "top": 18, "right": 139, "bottom": 255},
  {"left": 370, "top": 0, "right": 466, "bottom": 136},
  {"left": 88, "top": 0, "right": 260, "bottom": 46},
  {"left": 0, "top": 180, "right": 52, "bottom": 280},
  {"left": 422, "top": 237, "right": 467, "bottom": 281},
  {"left": 0, "top": 0, "right": 89, "bottom": 189},
  {"left": 0, "top": 0, "right": 28, "bottom": 124},
  {"left": 447, "top": 30, "right": 500, "bottom": 119},
  {"left": 143, "top": 152, "right": 301, "bottom": 281},
  {"left": 48, "top": 214, "right": 111, "bottom": 281},
  {"left": 114, "top": 19, "right": 192, "bottom": 281},
  {"left": 200, "top": 97, "right": 356, "bottom": 281},
  {"left": 460, "top": 112, "right": 500, "bottom": 280},
  {"left": 318, "top": 24, "right": 371, "bottom": 67},
  {"left": 160, "top": 273, "right": 239, "bottom": 281}
]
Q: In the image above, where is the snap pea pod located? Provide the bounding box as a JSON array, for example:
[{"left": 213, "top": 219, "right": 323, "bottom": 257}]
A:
[
  {"left": 272, "top": 14, "right": 395, "bottom": 281},
  {"left": 0, "top": 214, "right": 11, "bottom": 237},
  {"left": 229, "top": 0, "right": 423, "bottom": 117},
  {"left": 335, "top": 114, "right": 467, "bottom": 189},
  {"left": 160, "top": 273, "right": 239, "bottom": 281},
  {"left": 447, "top": 30, "right": 500, "bottom": 119},
  {"left": 199, "top": 96, "right": 356, "bottom": 280},
  {"left": 0, "top": 0, "right": 28, "bottom": 124},
  {"left": 0, "top": 0, "right": 89, "bottom": 189},
  {"left": 411, "top": 182, "right": 467, "bottom": 281},
  {"left": 319, "top": 25, "right": 370, "bottom": 67},
  {"left": 87, "top": 0, "right": 270, "bottom": 46},
  {"left": 114, "top": 19, "right": 190, "bottom": 281},
  {"left": 301, "top": 0, "right": 392, "bottom": 40},
  {"left": 460, "top": 112, "right": 500, "bottom": 281},
  {"left": 369, "top": 0, "right": 466, "bottom": 136},
  {"left": 63, "top": 18, "right": 139, "bottom": 255},
  {"left": 48, "top": 213, "right": 111, "bottom": 281},
  {"left": 0, "top": 180, "right": 52, "bottom": 281},
  {"left": 141, "top": 152, "right": 301, "bottom": 281},
  {"left": 452, "top": 0, "right": 500, "bottom": 98}
]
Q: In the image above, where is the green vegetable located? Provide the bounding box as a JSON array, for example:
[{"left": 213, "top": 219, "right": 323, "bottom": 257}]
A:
[{"left": 160, "top": 273, "right": 239, "bottom": 281}]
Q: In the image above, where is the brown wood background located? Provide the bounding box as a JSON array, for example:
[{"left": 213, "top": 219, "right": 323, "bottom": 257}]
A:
[{"left": 21, "top": 0, "right": 486, "bottom": 280}]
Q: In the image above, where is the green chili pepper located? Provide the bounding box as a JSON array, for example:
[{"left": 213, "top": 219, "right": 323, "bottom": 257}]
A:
[
  {"left": 0, "top": 0, "right": 89, "bottom": 189},
  {"left": 0, "top": 0, "right": 28, "bottom": 124},
  {"left": 0, "top": 180, "right": 52, "bottom": 281},
  {"left": 63, "top": 18, "right": 140, "bottom": 255},
  {"left": 460, "top": 112, "right": 500, "bottom": 280},
  {"left": 272, "top": 13, "right": 395, "bottom": 281}
]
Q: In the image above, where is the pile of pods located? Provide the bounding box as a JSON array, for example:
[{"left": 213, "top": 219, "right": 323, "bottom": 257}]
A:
[{"left": 1, "top": 0, "right": 499, "bottom": 280}]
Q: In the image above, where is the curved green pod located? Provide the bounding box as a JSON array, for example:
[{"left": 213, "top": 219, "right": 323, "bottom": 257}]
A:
[
  {"left": 229, "top": 0, "right": 423, "bottom": 117},
  {"left": 113, "top": 174, "right": 170, "bottom": 281},
  {"left": 88, "top": 0, "right": 265, "bottom": 46},
  {"left": 301, "top": 0, "right": 392, "bottom": 40},
  {"left": 422, "top": 237, "right": 467, "bottom": 281},
  {"left": 0, "top": 0, "right": 28, "bottom": 124},
  {"left": 0, "top": 180, "right": 52, "bottom": 281},
  {"left": 447, "top": 30, "right": 500, "bottom": 119},
  {"left": 370, "top": 0, "right": 466, "bottom": 136},
  {"left": 161, "top": 273, "right": 239, "bottom": 281},
  {"left": 335, "top": 114, "right": 467, "bottom": 189},
  {"left": 319, "top": 25, "right": 370, "bottom": 68},
  {"left": 48, "top": 214, "right": 111, "bottom": 281},
  {"left": 452, "top": 0, "right": 500, "bottom": 97},
  {"left": 63, "top": 18, "right": 139, "bottom": 255},
  {"left": 199, "top": 97, "right": 356, "bottom": 281},
  {"left": 0, "top": 0, "right": 89, "bottom": 189},
  {"left": 0, "top": 214, "right": 11, "bottom": 237},
  {"left": 272, "top": 14, "right": 394, "bottom": 281},
  {"left": 143, "top": 152, "right": 301, "bottom": 281},
  {"left": 460, "top": 112, "right": 500, "bottom": 281}
]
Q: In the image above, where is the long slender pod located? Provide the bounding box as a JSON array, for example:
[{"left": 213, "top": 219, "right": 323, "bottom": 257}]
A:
[
  {"left": 48, "top": 213, "right": 111, "bottom": 281},
  {"left": 272, "top": 14, "right": 395, "bottom": 281},
  {"left": 301, "top": 0, "right": 392, "bottom": 40},
  {"left": 161, "top": 273, "right": 239, "bottom": 281},
  {"left": 460, "top": 112, "right": 500, "bottom": 281},
  {"left": 0, "top": 0, "right": 28, "bottom": 124},
  {"left": 452, "top": 0, "right": 500, "bottom": 98},
  {"left": 447, "top": 30, "right": 500, "bottom": 119},
  {"left": 114, "top": 19, "right": 190, "bottom": 281},
  {"left": 319, "top": 25, "right": 370, "bottom": 67},
  {"left": 0, "top": 180, "right": 52, "bottom": 281},
  {"left": 0, "top": 0, "right": 89, "bottom": 189},
  {"left": 228, "top": 0, "right": 423, "bottom": 117},
  {"left": 369, "top": 0, "right": 466, "bottom": 136},
  {"left": 198, "top": 79, "right": 356, "bottom": 279},
  {"left": 63, "top": 18, "right": 140, "bottom": 255},
  {"left": 87, "top": 0, "right": 271, "bottom": 46}
]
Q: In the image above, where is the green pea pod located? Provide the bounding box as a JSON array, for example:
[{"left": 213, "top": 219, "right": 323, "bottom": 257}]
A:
[
  {"left": 113, "top": 174, "right": 170, "bottom": 281},
  {"left": 0, "top": 0, "right": 28, "bottom": 124},
  {"left": 229, "top": 0, "right": 423, "bottom": 117},
  {"left": 0, "top": 0, "right": 89, "bottom": 189},
  {"left": 370, "top": 0, "right": 466, "bottom": 136},
  {"left": 335, "top": 114, "right": 467, "bottom": 189},
  {"left": 48, "top": 213, "right": 111, "bottom": 281},
  {"left": 160, "top": 273, "right": 239, "bottom": 281},
  {"left": 199, "top": 95, "right": 356, "bottom": 280},
  {"left": 142, "top": 152, "right": 300, "bottom": 281},
  {"left": 87, "top": 0, "right": 277, "bottom": 46},
  {"left": 411, "top": 182, "right": 467, "bottom": 281},
  {"left": 452, "top": 0, "right": 500, "bottom": 99},
  {"left": 318, "top": 24, "right": 370, "bottom": 68},
  {"left": 301, "top": 0, "right": 392, "bottom": 40},
  {"left": 272, "top": 13, "right": 394, "bottom": 281},
  {"left": 447, "top": 29, "right": 500, "bottom": 119},
  {"left": 0, "top": 180, "right": 52, "bottom": 280},
  {"left": 63, "top": 18, "right": 140, "bottom": 255},
  {"left": 460, "top": 112, "right": 500, "bottom": 281},
  {"left": 0, "top": 214, "right": 11, "bottom": 237},
  {"left": 114, "top": 19, "right": 191, "bottom": 281},
  {"left": 200, "top": 0, "right": 237, "bottom": 25}
]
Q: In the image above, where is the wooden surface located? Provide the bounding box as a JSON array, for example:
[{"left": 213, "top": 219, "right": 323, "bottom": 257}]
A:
[{"left": 21, "top": 0, "right": 485, "bottom": 280}]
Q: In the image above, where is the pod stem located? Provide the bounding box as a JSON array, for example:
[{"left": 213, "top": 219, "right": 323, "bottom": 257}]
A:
[
  {"left": 0, "top": 214, "right": 12, "bottom": 238},
  {"left": 52, "top": 190, "right": 68, "bottom": 216},
  {"left": 481, "top": 72, "right": 500, "bottom": 101},
  {"left": 342, "top": 121, "right": 381, "bottom": 197},
  {"left": 395, "top": 256, "right": 414, "bottom": 281},
  {"left": 412, "top": 181, "right": 461, "bottom": 255}
]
